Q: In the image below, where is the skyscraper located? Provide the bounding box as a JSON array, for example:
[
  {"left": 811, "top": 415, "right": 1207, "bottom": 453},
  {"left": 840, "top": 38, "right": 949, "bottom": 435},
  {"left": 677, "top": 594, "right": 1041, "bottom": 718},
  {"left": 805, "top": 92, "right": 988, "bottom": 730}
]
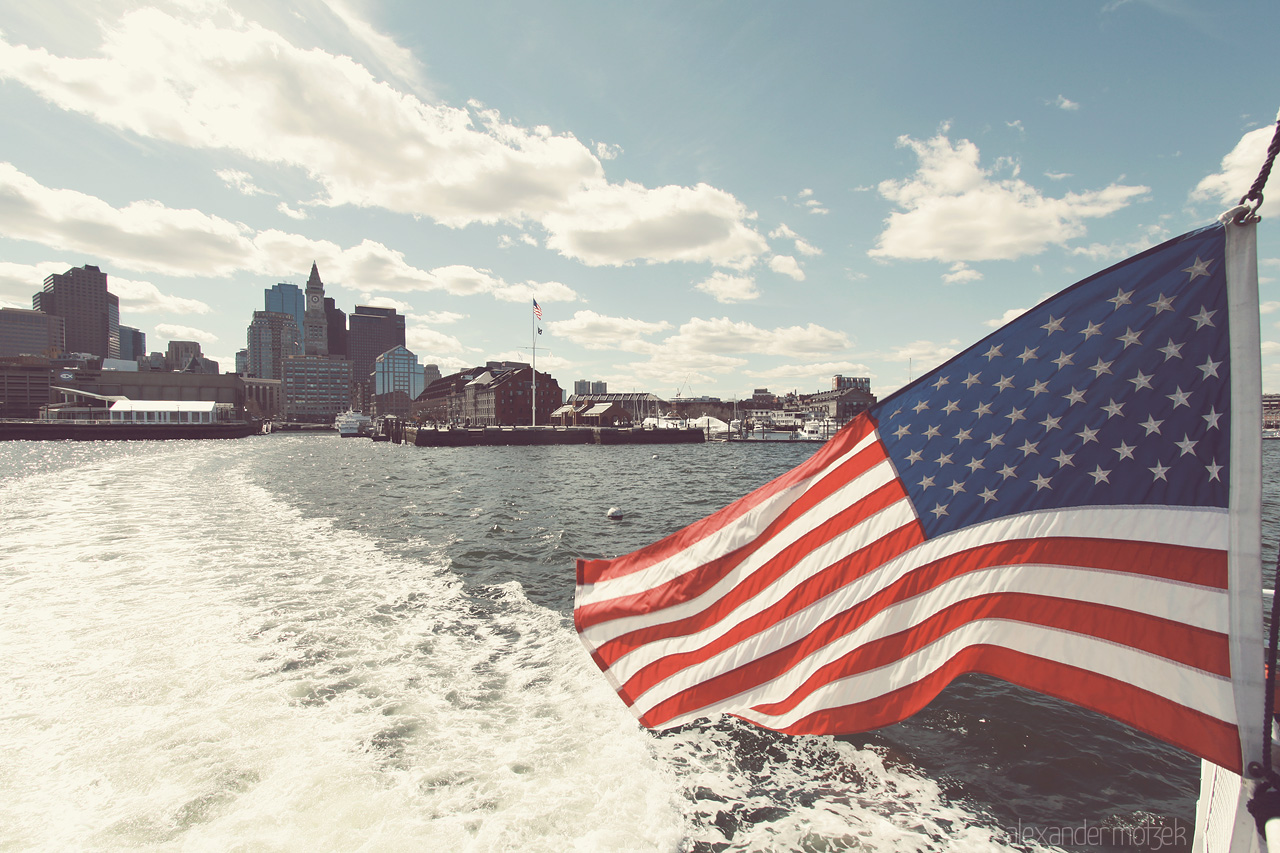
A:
[
  {"left": 264, "top": 283, "right": 304, "bottom": 341},
  {"left": 302, "top": 262, "right": 329, "bottom": 356},
  {"left": 118, "top": 326, "right": 145, "bottom": 361},
  {"left": 348, "top": 306, "right": 405, "bottom": 407},
  {"left": 166, "top": 340, "right": 203, "bottom": 372},
  {"left": 32, "top": 265, "right": 119, "bottom": 358},
  {"left": 324, "top": 297, "right": 347, "bottom": 358},
  {"left": 282, "top": 355, "right": 352, "bottom": 422},
  {"left": 247, "top": 310, "right": 301, "bottom": 380},
  {"left": 372, "top": 346, "right": 426, "bottom": 397},
  {"left": 0, "top": 308, "right": 64, "bottom": 357}
]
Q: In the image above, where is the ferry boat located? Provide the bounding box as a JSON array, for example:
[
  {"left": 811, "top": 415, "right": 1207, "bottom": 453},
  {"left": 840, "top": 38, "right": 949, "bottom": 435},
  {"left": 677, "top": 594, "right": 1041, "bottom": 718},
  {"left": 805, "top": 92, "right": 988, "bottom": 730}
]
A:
[{"left": 333, "top": 410, "right": 372, "bottom": 437}]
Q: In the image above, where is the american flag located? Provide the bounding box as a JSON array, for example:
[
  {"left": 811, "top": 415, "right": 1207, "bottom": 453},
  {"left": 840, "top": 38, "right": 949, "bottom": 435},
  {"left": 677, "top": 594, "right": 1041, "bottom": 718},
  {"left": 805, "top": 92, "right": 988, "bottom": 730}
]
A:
[
  {"left": 533, "top": 299, "right": 543, "bottom": 320},
  {"left": 576, "top": 221, "right": 1263, "bottom": 774}
]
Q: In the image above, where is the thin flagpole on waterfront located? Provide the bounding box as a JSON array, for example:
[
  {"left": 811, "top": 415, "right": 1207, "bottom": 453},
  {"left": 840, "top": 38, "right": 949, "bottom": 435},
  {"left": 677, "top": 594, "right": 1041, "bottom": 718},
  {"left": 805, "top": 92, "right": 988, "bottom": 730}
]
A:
[{"left": 532, "top": 299, "right": 542, "bottom": 426}]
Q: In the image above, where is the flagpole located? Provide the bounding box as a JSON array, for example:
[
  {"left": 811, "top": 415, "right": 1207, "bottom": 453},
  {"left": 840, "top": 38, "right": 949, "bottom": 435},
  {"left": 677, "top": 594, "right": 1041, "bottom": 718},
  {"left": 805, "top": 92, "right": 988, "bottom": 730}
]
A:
[{"left": 531, "top": 302, "right": 536, "bottom": 427}]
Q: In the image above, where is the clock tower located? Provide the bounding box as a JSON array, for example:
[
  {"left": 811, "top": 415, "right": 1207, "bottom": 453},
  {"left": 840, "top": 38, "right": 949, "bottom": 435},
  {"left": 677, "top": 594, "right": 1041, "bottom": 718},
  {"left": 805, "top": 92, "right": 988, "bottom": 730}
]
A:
[{"left": 303, "top": 261, "right": 329, "bottom": 356}]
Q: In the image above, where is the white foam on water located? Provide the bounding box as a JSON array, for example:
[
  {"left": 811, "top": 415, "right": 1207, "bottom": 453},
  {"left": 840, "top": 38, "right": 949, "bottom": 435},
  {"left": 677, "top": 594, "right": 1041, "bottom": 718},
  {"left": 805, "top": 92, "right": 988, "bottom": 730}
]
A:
[
  {"left": 0, "top": 443, "right": 685, "bottom": 852},
  {"left": 0, "top": 441, "right": 1036, "bottom": 852}
]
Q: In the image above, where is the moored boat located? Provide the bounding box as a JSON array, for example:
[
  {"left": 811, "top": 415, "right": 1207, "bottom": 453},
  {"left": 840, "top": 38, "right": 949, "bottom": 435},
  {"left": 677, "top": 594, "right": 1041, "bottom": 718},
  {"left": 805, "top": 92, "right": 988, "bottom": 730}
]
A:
[{"left": 333, "top": 410, "right": 371, "bottom": 437}]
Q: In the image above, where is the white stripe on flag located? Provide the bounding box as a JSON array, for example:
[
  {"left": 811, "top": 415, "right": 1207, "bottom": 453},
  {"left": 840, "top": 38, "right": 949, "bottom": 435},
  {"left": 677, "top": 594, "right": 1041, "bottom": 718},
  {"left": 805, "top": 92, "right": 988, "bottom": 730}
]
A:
[
  {"left": 627, "top": 553, "right": 1230, "bottom": 716},
  {"left": 577, "top": 430, "right": 881, "bottom": 606},
  {"left": 588, "top": 501, "right": 1227, "bottom": 663},
  {"left": 697, "top": 620, "right": 1237, "bottom": 732}
]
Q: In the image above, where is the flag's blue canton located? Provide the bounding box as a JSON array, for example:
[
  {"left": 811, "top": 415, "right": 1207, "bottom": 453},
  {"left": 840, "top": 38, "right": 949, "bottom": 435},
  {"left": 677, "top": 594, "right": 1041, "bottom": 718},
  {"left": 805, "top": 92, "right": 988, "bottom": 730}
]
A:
[{"left": 871, "top": 224, "right": 1231, "bottom": 539}]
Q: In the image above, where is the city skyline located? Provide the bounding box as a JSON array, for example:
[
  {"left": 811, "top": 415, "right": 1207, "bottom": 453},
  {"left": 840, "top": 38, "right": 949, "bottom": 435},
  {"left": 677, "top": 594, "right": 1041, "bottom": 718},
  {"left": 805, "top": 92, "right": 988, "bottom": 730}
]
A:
[{"left": 0, "top": 2, "right": 1276, "bottom": 401}]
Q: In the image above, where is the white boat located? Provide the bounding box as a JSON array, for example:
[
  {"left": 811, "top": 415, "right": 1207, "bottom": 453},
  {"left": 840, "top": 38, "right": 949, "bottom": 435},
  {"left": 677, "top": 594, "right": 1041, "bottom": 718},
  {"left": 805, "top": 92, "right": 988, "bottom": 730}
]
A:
[
  {"left": 800, "top": 418, "right": 840, "bottom": 441},
  {"left": 333, "top": 410, "right": 371, "bottom": 437}
]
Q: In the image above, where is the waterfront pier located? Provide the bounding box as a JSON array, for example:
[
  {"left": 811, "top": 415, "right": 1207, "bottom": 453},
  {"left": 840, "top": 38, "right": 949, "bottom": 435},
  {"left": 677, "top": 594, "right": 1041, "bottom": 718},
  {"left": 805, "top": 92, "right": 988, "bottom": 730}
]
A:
[{"left": 405, "top": 425, "right": 704, "bottom": 447}]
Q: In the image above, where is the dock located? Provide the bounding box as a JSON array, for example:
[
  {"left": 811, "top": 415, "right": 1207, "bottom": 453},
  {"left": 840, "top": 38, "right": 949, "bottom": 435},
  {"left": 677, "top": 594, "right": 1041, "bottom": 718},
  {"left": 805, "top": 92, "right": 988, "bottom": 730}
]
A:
[{"left": 404, "top": 425, "right": 704, "bottom": 447}]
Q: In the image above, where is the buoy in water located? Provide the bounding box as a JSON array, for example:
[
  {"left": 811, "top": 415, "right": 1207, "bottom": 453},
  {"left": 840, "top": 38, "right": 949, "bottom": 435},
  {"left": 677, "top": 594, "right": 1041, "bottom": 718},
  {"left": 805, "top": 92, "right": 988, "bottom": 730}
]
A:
[{"left": 606, "top": 506, "right": 623, "bottom": 520}]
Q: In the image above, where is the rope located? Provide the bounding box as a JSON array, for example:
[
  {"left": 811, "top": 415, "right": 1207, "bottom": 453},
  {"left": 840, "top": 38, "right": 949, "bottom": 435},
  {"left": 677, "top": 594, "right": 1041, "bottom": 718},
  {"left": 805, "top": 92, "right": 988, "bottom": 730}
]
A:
[
  {"left": 1242, "top": 111, "right": 1280, "bottom": 838},
  {"left": 1262, "top": 549, "right": 1280, "bottom": 777},
  {"left": 1233, "top": 110, "right": 1280, "bottom": 224}
]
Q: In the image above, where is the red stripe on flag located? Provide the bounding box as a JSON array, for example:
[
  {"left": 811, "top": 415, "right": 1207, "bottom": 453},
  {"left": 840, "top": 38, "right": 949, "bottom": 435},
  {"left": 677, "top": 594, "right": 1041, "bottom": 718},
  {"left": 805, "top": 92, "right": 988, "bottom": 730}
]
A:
[
  {"left": 638, "top": 585, "right": 1227, "bottom": 727},
  {"left": 607, "top": 519, "right": 925, "bottom": 691},
  {"left": 578, "top": 473, "right": 911, "bottom": 637},
  {"left": 771, "top": 646, "right": 1243, "bottom": 774},
  {"left": 577, "top": 415, "right": 878, "bottom": 586},
  {"left": 607, "top": 536, "right": 1225, "bottom": 706}
]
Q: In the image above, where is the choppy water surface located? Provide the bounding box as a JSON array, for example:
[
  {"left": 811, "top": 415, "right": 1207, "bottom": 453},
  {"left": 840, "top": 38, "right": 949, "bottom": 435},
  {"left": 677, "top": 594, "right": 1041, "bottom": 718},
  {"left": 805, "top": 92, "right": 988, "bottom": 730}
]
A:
[{"left": 3, "top": 436, "right": 1276, "bottom": 851}]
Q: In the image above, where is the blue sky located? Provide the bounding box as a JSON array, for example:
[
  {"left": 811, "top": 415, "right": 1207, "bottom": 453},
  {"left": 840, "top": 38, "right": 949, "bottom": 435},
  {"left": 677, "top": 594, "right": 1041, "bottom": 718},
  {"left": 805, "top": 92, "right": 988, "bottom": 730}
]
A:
[{"left": 0, "top": 0, "right": 1276, "bottom": 401}]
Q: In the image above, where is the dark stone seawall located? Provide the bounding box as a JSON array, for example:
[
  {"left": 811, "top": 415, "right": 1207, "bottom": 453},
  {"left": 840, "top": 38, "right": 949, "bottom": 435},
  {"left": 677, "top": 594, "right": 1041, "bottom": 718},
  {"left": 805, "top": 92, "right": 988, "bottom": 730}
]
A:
[{"left": 406, "top": 426, "right": 705, "bottom": 447}]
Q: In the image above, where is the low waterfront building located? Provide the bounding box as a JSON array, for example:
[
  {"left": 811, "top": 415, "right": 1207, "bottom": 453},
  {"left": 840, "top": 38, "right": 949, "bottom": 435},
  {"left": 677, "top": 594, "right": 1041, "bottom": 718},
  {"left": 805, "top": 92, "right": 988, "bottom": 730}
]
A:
[
  {"left": 108, "top": 399, "right": 233, "bottom": 424},
  {"left": 416, "top": 364, "right": 562, "bottom": 426},
  {"left": 550, "top": 401, "right": 631, "bottom": 427},
  {"left": 243, "top": 376, "right": 283, "bottom": 419},
  {"left": 0, "top": 356, "right": 53, "bottom": 418},
  {"left": 799, "top": 384, "right": 877, "bottom": 422},
  {"left": 565, "top": 392, "right": 663, "bottom": 421},
  {"left": 49, "top": 368, "right": 247, "bottom": 414}
]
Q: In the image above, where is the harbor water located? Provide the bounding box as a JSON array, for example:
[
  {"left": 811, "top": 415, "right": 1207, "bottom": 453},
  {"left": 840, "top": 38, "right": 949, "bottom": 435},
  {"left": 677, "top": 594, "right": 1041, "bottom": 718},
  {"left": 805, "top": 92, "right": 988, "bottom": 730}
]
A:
[{"left": 4, "top": 435, "right": 1277, "bottom": 851}]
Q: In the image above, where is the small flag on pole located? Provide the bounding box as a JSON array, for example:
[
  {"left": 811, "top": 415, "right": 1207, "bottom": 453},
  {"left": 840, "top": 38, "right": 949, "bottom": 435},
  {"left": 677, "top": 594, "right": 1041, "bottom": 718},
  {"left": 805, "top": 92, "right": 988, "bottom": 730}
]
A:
[
  {"left": 533, "top": 299, "right": 543, "bottom": 320},
  {"left": 575, "top": 220, "right": 1263, "bottom": 774}
]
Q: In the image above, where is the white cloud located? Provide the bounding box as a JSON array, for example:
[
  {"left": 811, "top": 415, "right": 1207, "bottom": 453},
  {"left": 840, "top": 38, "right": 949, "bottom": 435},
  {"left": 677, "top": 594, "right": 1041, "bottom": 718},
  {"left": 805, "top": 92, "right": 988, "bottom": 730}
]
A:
[
  {"left": 0, "top": 260, "right": 70, "bottom": 305},
  {"left": 887, "top": 339, "right": 963, "bottom": 371},
  {"left": 0, "top": 8, "right": 765, "bottom": 268},
  {"left": 416, "top": 310, "right": 465, "bottom": 324},
  {"left": 747, "top": 360, "right": 874, "bottom": 383},
  {"left": 662, "top": 317, "right": 850, "bottom": 359},
  {"left": 768, "top": 254, "right": 805, "bottom": 281},
  {"left": 495, "top": 279, "right": 578, "bottom": 305},
  {"left": 870, "top": 130, "right": 1147, "bottom": 263},
  {"left": 486, "top": 349, "right": 574, "bottom": 372},
  {"left": 1053, "top": 95, "right": 1080, "bottom": 111},
  {"left": 406, "top": 325, "right": 467, "bottom": 355},
  {"left": 498, "top": 232, "right": 539, "bottom": 249},
  {"left": 1069, "top": 226, "right": 1168, "bottom": 262},
  {"left": 0, "top": 162, "right": 257, "bottom": 276},
  {"left": 319, "top": 0, "right": 426, "bottom": 91},
  {"left": 942, "top": 262, "right": 982, "bottom": 284},
  {"left": 542, "top": 180, "right": 767, "bottom": 268},
  {"left": 787, "top": 188, "right": 828, "bottom": 216},
  {"left": 154, "top": 322, "right": 218, "bottom": 344},
  {"left": 0, "top": 262, "right": 209, "bottom": 317},
  {"left": 607, "top": 317, "right": 853, "bottom": 391},
  {"left": 358, "top": 294, "right": 413, "bottom": 312},
  {"left": 216, "top": 168, "right": 272, "bottom": 196},
  {"left": 594, "top": 141, "right": 623, "bottom": 160},
  {"left": 984, "top": 307, "right": 1027, "bottom": 328},
  {"left": 769, "top": 223, "right": 822, "bottom": 256},
  {"left": 1261, "top": 301, "right": 1280, "bottom": 315},
  {"left": 547, "top": 310, "right": 672, "bottom": 352},
  {"left": 1191, "top": 125, "right": 1275, "bottom": 206},
  {"left": 0, "top": 163, "right": 580, "bottom": 304},
  {"left": 110, "top": 277, "right": 213, "bottom": 314},
  {"left": 695, "top": 271, "right": 759, "bottom": 303},
  {"left": 277, "top": 201, "right": 308, "bottom": 220}
]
